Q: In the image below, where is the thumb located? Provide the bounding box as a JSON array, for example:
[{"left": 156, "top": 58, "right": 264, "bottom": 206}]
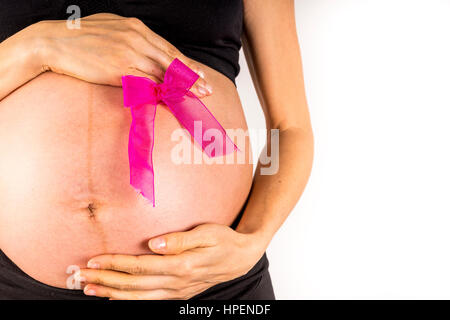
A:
[{"left": 148, "top": 228, "right": 211, "bottom": 255}]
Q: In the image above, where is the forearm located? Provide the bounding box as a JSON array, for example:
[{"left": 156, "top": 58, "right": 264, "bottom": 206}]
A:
[
  {"left": 236, "top": 0, "right": 314, "bottom": 248},
  {"left": 236, "top": 127, "right": 314, "bottom": 247},
  {"left": 0, "top": 25, "right": 44, "bottom": 101}
]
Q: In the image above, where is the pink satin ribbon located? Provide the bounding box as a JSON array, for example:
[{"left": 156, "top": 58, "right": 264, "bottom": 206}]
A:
[{"left": 122, "top": 58, "right": 238, "bottom": 206}]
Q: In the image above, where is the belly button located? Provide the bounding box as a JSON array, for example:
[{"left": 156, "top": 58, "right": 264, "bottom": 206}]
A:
[{"left": 87, "top": 203, "right": 96, "bottom": 218}]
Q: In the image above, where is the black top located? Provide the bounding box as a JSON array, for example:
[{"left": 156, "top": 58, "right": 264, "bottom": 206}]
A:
[{"left": 0, "top": 0, "right": 243, "bottom": 84}]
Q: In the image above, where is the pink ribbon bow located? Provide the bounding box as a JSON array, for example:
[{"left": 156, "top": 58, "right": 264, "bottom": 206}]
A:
[{"left": 122, "top": 58, "right": 238, "bottom": 206}]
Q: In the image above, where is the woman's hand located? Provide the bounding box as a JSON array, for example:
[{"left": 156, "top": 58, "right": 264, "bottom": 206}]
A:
[
  {"left": 30, "top": 13, "right": 212, "bottom": 96},
  {"left": 75, "top": 224, "right": 268, "bottom": 300}
]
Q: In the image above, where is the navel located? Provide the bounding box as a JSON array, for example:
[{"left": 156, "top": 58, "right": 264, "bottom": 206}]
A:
[{"left": 87, "top": 203, "right": 96, "bottom": 218}]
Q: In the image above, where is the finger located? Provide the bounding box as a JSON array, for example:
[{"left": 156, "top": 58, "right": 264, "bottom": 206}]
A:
[
  {"left": 122, "top": 67, "right": 160, "bottom": 83},
  {"left": 125, "top": 26, "right": 175, "bottom": 72},
  {"left": 132, "top": 55, "right": 165, "bottom": 82},
  {"left": 148, "top": 226, "right": 217, "bottom": 255},
  {"left": 130, "top": 34, "right": 211, "bottom": 96},
  {"left": 127, "top": 55, "right": 210, "bottom": 97},
  {"left": 77, "top": 269, "right": 178, "bottom": 290},
  {"left": 171, "top": 57, "right": 213, "bottom": 97},
  {"left": 117, "top": 17, "right": 212, "bottom": 96},
  {"left": 124, "top": 35, "right": 167, "bottom": 81},
  {"left": 86, "top": 254, "right": 185, "bottom": 276},
  {"left": 84, "top": 284, "right": 178, "bottom": 300},
  {"left": 191, "top": 76, "right": 213, "bottom": 98}
]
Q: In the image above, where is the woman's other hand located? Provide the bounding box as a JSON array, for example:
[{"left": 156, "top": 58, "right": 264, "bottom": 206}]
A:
[
  {"left": 76, "top": 224, "right": 268, "bottom": 300},
  {"left": 30, "top": 13, "right": 212, "bottom": 96}
]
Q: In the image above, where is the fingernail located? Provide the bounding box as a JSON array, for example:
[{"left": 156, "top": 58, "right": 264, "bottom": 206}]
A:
[
  {"left": 84, "top": 287, "right": 96, "bottom": 296},
  {"left": 204, "top": 84, "right": 213, "bottom": 94},
  {"left": 198, "top": 87, "right": 207, "bottom": 95},
  {"left": 87, "top": 260, "right": 100, "bottom": 269},
  {"left": 150, "top": 238, "right": 166, "bottom": 250}
]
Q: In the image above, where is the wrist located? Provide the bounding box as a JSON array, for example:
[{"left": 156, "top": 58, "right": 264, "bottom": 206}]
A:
[
  {"left": 237, "top": 226, "right": 273, "bottom": 254},
  {"left": 22, "top": 22, "right": 53, "bottom": 75}
]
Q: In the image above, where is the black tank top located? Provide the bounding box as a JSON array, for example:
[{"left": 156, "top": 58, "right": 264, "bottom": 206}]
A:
[{"left": 0, "top": 0, "right": 243, "bottom": 83}]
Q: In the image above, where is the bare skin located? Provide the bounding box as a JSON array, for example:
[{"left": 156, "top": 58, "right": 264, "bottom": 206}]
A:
[{"left": 0, "top": 0, "right": 313, "bottom": 299}]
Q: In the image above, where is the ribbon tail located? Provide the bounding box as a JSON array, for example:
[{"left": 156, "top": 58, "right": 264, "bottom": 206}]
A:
[
  {"left": 165, "top": 93, "right": 239, "bottom": 158},
  {"left": 128, "top": 103, "right": 157, "bottom": 207}
]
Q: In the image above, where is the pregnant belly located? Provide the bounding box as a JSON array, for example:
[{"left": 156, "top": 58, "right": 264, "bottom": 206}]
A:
[{"left": 0, "top": 66, "right": 252, "bottom": 289}]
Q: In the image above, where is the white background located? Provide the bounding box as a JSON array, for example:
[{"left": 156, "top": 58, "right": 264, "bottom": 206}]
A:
[{"left": 236, "top": 0, "right": 450, "bottom": 299}]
